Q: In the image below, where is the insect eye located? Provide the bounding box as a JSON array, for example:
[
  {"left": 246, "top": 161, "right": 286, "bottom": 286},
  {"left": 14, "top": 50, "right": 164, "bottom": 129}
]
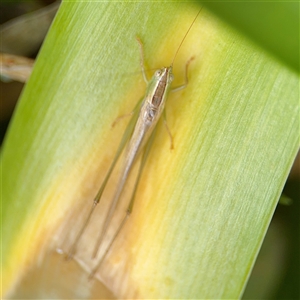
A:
[{"left": 155, "top": 70, "right": 162, "bottom": 77}]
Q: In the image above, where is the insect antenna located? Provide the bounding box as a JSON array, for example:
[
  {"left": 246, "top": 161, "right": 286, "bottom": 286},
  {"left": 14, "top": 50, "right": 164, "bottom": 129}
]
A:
[{"left": 171, "top": 6, "right": 203, "bottom": 66}]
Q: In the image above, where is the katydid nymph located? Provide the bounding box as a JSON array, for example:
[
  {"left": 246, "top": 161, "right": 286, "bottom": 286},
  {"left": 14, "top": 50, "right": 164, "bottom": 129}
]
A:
[{"left": 67, "top": 8, "right": 202, "bottom": 278}]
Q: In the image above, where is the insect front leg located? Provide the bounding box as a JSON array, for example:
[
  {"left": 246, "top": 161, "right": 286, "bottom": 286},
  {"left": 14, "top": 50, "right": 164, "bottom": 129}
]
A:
[
  {"left": 136, "top": 37, "right": 149, "bottom": 84},
  {"left": 171, "top": 56, "right": 195, "bottom": 92}
]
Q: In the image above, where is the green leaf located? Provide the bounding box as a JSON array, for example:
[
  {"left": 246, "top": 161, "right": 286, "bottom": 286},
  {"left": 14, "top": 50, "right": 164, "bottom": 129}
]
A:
[
  {"left": 204, "top": 1, "right": 299, "bottom": 73},
  {"left": 1, "top": 1, "right": 299, "bottom": 298}
]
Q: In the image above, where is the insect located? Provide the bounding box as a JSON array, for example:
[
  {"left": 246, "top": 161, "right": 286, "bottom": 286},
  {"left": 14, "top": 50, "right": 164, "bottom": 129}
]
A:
[{"left": 67, "top": 7, "right": 202, "bottom": 278}]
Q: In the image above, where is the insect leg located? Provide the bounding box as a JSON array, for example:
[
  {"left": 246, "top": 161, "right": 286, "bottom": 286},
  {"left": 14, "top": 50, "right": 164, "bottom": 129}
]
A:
[
  {"left": 67, "top": 100, "right": 142, "bottom": 259},
  {"left": 111, "top": 111, "right": 134, "bottom": 127},
  {"left": 162, "top": 109, "right": 174, "bottom": 149},
  {"left": 171, "top": 56, "right": 195, "bottom": 92},
  {"left": 136, "top": 37, "right": 149, "bottom": 84},
  {"left": 89, "top": 126, "right": 158, "bottom": 278}
]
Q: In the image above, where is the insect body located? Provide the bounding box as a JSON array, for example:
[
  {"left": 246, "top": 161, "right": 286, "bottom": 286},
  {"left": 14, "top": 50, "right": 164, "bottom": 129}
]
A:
[
  {"left": 67, "top": 8, "right": 202, "bottom": 278},
  {"left": 93, "top": 67, "right": 174, "bottom": 252}
]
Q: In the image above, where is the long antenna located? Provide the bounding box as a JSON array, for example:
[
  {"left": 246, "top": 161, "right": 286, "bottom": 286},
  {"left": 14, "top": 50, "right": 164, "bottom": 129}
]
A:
[{"left": 171, "top": 7, "right": 203, "bottom": 66}]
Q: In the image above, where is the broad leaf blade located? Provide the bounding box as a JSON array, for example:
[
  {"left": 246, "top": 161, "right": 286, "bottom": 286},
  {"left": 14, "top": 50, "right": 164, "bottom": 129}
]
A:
[{"left": 1, "top": 2, "right": 299, "bottom": 298}]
